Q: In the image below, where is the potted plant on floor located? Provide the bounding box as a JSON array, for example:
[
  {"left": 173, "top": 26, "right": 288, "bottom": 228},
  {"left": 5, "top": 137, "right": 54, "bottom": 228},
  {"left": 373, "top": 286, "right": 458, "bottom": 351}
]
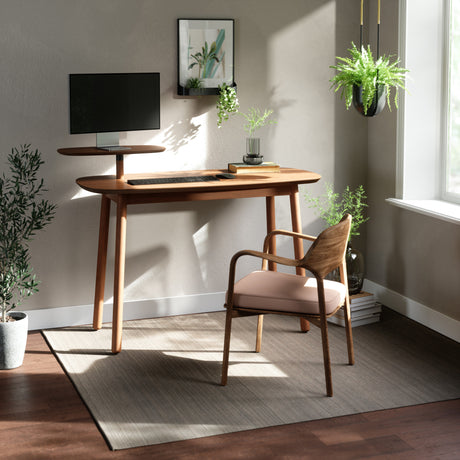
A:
[
  {"left": 0, "top": 145, "right": 56, "bottom": 369},
  {"left": 216, "top": 84, "right": 276, "bottom": 164},
  {"left": 329, "top": 43, "right": 409, "bottom": 117},
  {"left": 305, "top": 183, "right": 369, "bottom": 294}
]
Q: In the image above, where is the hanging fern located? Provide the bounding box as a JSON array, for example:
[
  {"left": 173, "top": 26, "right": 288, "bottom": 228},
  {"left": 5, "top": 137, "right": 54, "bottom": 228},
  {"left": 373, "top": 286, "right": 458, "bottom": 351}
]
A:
[{"left": 330, "top": 43, "right": 409, "bottom": 115}]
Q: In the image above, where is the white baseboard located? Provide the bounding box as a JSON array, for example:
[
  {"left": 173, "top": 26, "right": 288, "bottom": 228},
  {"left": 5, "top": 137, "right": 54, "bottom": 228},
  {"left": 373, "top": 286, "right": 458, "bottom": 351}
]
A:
[
  {"left": 24, "top": 292, "right": 226, "bottom": 331},
  {"left": 23, "top": 282, "right": 460, "bottom": 344},
  {"left": 363, "top": 279, "right": 460, "bottom": 343}
]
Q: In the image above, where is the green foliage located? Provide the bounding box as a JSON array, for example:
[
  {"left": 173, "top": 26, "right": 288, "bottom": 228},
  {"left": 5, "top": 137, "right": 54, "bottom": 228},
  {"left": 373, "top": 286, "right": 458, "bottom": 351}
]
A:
[
  {"left": 186, "top": 77, "right": 202, "bottom": 89},
  {"left": 217, "top": 83, "right": 239, "bottom": 127},
  {"left": 217, "top": 85, "right": 276, "bottom": 137},
  {"left": 189, "top": 40, "right": 220, "bottom": 79},
  {"left": 305, "top": 183, "right": 369, "bottom": 239},
  {"left": 0, "top": 145, "right": 56, "bottom": 322},
  {"left": 240, "top": 108, "right": 276, "bottom": 138},
  {"left": 330, "top": 43, "right": 409, "bottom": 115}
]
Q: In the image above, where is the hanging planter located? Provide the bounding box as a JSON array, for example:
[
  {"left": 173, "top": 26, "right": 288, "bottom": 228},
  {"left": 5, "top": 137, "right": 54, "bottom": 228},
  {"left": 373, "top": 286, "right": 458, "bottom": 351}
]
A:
[
  {"left": 329, "top": 0, "right": 408, "bottom": 117},
  {"left": 352, "top": 83, "right": 386, "bottom": 117}
]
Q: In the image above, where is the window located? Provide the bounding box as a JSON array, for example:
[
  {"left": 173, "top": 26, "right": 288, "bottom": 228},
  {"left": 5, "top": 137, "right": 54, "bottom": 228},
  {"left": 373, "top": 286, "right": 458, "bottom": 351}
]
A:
[
  {"left": 445, "top": 0, "right": 460, "bottom": 203},
  {"left": 388, "top": 0, "right": 460, "bottom": 224}
]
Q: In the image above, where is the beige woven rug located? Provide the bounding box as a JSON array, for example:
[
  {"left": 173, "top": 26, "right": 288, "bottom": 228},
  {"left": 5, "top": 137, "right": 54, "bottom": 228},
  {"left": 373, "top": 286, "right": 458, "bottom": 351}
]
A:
[{"left": 43, "top": 309, "right": 460, "bottom": 450}]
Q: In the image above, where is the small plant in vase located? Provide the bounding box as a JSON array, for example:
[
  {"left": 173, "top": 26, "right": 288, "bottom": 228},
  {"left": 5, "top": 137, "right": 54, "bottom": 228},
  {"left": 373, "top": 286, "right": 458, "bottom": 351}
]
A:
[
  {"left": 216, "top": 84, "right": 276, "bottom": 164},
  {"left": 240, "top": 108, "right": 276, "bottom": 164},
  {"left": 305, "top": 183, "right": 369, "bottom": 294},
  {"left": 0, "top": 145, "right": 56, "bottom": 369}
]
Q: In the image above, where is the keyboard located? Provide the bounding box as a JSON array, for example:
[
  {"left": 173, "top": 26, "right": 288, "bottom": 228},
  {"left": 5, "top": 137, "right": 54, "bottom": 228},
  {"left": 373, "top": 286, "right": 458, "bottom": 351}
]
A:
[{"left": 127, "top": 175, "right": 218, "bottom": 186}]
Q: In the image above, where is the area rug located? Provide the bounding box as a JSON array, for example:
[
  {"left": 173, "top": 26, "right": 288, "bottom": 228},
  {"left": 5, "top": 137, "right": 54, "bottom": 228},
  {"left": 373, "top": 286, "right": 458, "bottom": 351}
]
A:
[{"left": 43, "top": 308, "right": 460, "bottom": 450}]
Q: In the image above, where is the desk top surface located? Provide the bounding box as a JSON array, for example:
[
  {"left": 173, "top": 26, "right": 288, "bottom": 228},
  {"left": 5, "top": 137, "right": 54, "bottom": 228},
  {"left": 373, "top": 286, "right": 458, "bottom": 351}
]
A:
[{"left": 76, "top": 168, "right": 321, "bottom": 195}]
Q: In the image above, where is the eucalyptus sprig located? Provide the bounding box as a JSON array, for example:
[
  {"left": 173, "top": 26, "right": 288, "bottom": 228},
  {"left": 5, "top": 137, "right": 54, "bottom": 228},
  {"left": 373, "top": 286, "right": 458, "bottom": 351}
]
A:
[
  {"left": 330, "top": 43, "right": 409, "bottom": 115},
  {"left": 305, "top": 183, "right": 369, "bottom": 239},
  {"left": 240, "top": 107, "right": 276, "bottom": 138}
]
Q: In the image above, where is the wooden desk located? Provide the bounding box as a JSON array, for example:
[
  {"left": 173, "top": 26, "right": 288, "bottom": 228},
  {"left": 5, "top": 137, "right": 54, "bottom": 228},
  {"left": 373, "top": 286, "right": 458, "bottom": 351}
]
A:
[{"left": 61, "top": 148, "right": 321, "bottom": 353}]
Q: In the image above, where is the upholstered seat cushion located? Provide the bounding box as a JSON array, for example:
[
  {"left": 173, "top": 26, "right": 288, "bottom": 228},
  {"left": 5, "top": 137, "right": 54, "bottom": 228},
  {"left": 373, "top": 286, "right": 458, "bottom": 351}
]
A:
[{"left": 230, "top": 270, "right": 346, "bottom": 315}]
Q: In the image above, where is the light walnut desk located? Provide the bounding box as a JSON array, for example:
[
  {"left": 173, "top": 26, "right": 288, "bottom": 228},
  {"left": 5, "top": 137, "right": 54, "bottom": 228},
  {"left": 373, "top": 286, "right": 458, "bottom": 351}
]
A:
[{"left": 59, "top": 146, "right": 321, "bottom": 353}]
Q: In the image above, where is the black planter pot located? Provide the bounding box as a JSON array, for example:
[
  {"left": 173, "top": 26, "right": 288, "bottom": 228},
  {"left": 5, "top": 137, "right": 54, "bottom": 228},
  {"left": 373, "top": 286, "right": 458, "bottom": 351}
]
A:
[{"left": 352, "top": 84, "right": 386, "bottom": 117}]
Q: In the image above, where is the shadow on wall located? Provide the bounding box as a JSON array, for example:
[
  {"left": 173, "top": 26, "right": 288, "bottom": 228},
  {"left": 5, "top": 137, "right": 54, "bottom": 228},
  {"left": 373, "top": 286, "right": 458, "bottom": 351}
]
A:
[{"left": 162, "top": 117, "right": 201, "bottom": 154}]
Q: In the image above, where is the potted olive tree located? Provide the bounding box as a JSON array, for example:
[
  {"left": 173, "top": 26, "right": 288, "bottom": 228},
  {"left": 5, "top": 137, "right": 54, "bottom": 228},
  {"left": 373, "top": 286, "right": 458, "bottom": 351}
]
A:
[
  {"left": 0, "top": 145, "right": 56, "bottom": 369},
  {"left": 330, "top": 43, "right": 409, "bottom": 117},
  {"left": 305, "top": 183, "right": 369, "bottom": 294},
  {"left": 216, "top": 83, "right": 276, "bottom": 164}
]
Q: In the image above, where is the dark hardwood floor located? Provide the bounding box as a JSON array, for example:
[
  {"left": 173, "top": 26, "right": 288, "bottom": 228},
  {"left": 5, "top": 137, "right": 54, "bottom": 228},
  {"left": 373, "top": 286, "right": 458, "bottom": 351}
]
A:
[{"left": 1, "top": 331, "right": 459, "bottom": 459}]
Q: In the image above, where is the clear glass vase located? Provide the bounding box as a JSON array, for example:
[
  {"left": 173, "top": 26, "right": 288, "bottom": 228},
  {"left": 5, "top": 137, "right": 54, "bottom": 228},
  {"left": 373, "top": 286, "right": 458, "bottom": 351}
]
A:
[
  {"left": 326, "top": 242, "right": 365, "bottom": 295},
  {"left": 346, "top": 243, "right": 364, "bottom": 295},
  {"left": 243, "top": 138, "right": 263, "bottom": 164}
]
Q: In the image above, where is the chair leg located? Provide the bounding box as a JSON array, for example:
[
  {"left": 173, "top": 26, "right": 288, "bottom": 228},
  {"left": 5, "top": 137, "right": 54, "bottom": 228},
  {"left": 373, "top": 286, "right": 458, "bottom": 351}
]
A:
[
  {"left": 343, "top": 302, "right": 355, "bottom": 365},
  {"left": 300, "top": 318, "right": 310, "bottom": 332},
  {"left": 319, "top": 316, "right": 333, "bottom": 397},
  {"left": 255, "top": 314, "right": 264, "bottom": 352},
  {"left": 221, "top": 308, "right": 234, "bottom": 386}
]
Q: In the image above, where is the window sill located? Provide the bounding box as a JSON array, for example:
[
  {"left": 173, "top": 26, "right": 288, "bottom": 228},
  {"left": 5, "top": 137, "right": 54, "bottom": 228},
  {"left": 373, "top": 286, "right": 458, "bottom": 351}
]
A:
[{"left": 386, "top": 198, "right": 460, "bottom": 225}]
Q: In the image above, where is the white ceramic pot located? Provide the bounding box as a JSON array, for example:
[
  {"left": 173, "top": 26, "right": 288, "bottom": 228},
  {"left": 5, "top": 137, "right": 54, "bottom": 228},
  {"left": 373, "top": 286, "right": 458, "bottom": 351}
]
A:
[{"left": 0, "top": 312, "right": 28, "bottom": 369}]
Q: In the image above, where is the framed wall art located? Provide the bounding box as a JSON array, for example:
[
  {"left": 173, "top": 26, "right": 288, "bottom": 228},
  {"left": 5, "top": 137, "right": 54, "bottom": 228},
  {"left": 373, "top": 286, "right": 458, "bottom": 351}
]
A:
[{"left": 177, "top": 18, "right": 235, "bottom": 96}]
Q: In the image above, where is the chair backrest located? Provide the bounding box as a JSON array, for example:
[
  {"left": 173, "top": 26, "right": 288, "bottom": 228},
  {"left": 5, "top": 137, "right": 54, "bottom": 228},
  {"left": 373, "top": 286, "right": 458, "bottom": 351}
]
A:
[{"left": 300, "top": 214, "right": 351, "bottom": 279}]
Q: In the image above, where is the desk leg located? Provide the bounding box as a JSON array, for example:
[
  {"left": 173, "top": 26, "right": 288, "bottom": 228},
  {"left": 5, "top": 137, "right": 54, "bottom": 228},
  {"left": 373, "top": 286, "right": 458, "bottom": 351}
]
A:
[
  {"left": 289, "top": 186, "right": 310, "bottom": 332},
  {"left": 112, "top": 196, "right": 127, "bottom": 353},
  {"left": 93, "top": 195, "right": 111, "bottom": 330},
  {"left": 265, "top": 196, "right": 276, "bottom": 271}
]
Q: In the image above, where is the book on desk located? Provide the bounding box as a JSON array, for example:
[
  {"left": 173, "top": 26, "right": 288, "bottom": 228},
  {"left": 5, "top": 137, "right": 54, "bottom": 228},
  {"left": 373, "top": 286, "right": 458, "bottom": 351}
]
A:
[{"left": 228, "top": 162, "right": 280, "bottom": 174}]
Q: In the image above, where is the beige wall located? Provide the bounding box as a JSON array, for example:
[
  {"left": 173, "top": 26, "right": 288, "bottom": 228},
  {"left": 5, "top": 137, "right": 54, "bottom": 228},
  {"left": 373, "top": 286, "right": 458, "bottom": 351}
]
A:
[
  {"left": 2, "top": 1, "right": 456, "bottom": 326},
  {"left": 0, "top": 1, "right": 366, "bottom": 315},
  {"left": 366, "top": 0, "right": 460, "bottom": 322}
]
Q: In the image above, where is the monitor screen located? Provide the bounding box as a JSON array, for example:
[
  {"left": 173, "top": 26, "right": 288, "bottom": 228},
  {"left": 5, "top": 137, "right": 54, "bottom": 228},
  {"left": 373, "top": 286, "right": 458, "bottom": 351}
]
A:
[{"left": 69, "top": 72, "right": 160, "bottom": 135}]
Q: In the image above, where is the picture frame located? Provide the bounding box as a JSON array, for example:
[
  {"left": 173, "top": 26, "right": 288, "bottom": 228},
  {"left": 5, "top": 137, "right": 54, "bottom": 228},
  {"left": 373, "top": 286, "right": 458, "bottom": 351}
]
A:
[{"left": 177, "top": 18, "right": 235, "bottom": 96}]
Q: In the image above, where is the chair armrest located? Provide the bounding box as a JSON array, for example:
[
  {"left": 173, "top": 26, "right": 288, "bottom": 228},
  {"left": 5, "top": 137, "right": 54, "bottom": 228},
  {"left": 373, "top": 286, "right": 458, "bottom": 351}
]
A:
[{"left": 263, "top": 229, "right": 316, "bottom": 254}]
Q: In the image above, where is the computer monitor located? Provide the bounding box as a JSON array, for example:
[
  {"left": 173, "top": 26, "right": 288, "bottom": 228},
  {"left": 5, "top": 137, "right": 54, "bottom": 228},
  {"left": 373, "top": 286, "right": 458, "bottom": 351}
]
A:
[{"left": 69, "top": 72, "right": 160, "bottom": 149}]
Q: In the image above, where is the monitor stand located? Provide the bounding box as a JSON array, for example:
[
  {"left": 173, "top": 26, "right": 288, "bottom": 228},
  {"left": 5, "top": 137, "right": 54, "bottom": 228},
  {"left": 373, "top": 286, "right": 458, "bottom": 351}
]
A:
[{"left": 97, "top": 132, "right": 131, "bottom": 151}]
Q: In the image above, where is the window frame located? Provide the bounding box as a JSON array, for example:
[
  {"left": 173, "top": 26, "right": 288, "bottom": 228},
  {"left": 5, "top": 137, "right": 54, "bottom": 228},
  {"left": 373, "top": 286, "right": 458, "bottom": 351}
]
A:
[
  {"left": 443, "top": 0, "right": 460, "bottom": 204},
  {"left": 389, "top": 0, "right": 460, "bottom": 224}
]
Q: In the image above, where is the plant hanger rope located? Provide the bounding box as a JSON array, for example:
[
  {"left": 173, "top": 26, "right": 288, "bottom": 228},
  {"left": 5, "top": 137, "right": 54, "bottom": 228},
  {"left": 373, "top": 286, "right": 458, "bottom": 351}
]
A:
[{"left": 360, "top": 0, "right": 381, "bottom": 59}]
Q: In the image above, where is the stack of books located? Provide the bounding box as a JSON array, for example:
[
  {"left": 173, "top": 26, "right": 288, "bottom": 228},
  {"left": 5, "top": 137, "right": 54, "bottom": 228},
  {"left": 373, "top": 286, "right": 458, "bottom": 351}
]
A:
[
  {"left": 227, "top": 162, "right": 280, "bottom": 174},
  {"left": 328, "top": 291, "right": 381, "bottom": 327}
]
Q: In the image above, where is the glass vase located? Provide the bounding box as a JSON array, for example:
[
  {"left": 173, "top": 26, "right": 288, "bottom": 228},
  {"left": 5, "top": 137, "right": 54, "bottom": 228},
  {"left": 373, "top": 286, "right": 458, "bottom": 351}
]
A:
[
  {"left": 346, "top": 243, "right": 364, "bottom": 295},
  {"left": 243, "top": 138, "right": 263, "bottom": 164}
]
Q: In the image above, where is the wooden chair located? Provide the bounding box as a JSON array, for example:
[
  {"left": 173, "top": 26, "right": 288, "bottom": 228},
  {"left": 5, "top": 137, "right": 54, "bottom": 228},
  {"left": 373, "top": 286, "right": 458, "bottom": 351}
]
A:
[{"left": 221, "top": 214, "right": 353, "bottom": 397}]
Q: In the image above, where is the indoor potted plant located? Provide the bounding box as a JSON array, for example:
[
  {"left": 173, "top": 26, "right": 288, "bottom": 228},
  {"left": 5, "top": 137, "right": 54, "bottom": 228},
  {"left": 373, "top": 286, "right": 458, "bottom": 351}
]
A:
[
  {"left": 217, "top": 84, "right": 276, "bottom": 164},
  {"left": 305, "top": 183, "right": 369, "bottom": 294},
  {"left": 329, "top": 43, "right": 409, "bottom": 117},
  {"left": 185, "top": 77, "right": 204, "bottom": 96},
  {"left": 0, "top": 144, "right": 56, "bottom": 369}
]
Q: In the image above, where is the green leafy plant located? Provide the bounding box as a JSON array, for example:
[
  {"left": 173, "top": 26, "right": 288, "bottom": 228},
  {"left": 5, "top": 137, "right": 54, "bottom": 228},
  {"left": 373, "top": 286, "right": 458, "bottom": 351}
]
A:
[
  {"left": 186, "top": 77, "right": 203, "bottom": 89},
  {"left": 189, "top": 40, "right": 220, "bottom": 79},
  {"left": 240, "top": 107, "right": 276, "bottom": 138},
  {"left": 0, "top": 145, "right": 56, "bottom": 323},
  {"left": 217, "top": 83, "right": 239, "bottom": 127},
  {"left": 330, "top": 43, "right": 409, "bottom": 115},
  {"left": 305, "top": 183, "right": 369, "bottom": 239},
  {"left": 216, "top": 84, "right": 276, "bottom": 136}
]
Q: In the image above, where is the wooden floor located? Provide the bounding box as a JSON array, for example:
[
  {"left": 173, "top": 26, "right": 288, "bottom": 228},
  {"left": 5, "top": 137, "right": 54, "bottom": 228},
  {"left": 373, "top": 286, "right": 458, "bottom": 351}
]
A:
[{"left": 1, "top": 332, "right": 459, "bottom": 459}]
